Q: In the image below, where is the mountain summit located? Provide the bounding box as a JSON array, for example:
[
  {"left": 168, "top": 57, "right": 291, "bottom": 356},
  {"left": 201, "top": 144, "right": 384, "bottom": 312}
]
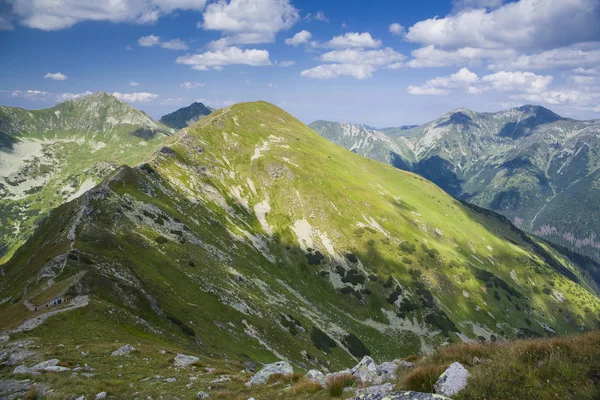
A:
[{"left": 159, "top": 101, "right": 213, "bottom": 130}]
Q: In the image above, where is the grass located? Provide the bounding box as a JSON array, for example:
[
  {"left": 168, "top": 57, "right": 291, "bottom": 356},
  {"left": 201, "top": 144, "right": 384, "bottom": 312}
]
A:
[{"left": 327, "top": 373, "right": 356, "bottom": 397}]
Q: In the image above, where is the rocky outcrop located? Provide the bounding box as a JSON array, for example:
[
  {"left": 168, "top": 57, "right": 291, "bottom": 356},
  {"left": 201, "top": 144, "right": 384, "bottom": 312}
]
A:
[
  {"left": 353, "top": 392, "right": 451, "bottom": 399},
  {"left": 348, "top": 356, "right": 400, "bottom": 385},
  {"left": 434, "top": 362, "right": 469, "bottom": 396},
  {"left": 110, "top": 344, "right": 135, "bottom": 356},
  {"left": 305, "top": 369, "right": 327, "bottom": 387},
  {"left": 173, "top": 354, "right": 199, "bottom": 368},
  {"left": 13, "top": 359, "right": 70, "bottom": 374},
  {"left": 247, "top": 361, "right": 293, "bottom": 385}
]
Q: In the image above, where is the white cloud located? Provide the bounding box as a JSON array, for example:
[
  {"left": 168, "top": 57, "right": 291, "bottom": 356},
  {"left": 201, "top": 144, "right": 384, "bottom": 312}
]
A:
[
  {"left": 112, "top": 92, "right": 159, "bottom": 103},
  {"left": 56, "top": 91, "right": 93, "bottom": 101},
  {"left": 408, "top": 68, "right": 480, "bottom": 95},
  {"left": 130, "top": 81, "right": 140, "bottom": 87},
  {"left": 481, "top": 71, "right": 553, "bottom": 93},
  {"left": 407, "top": 45, "right": 515, "bottom": 68},
  {"left": 389, "top": 23, "right": 404, "bottom": 36},
  {"left": 320, "top": 48, "right": 405, "bottom": 66},
  {"left": 138, "top": 35, "right": 188, "bottom": 50},
  {"left": 11, "top": 89, "right": 49, "bottom": 99},
  {"left": 139, "top": 34, "right": 161, "bottom": 47},
  {"left": 176, "top": 46, "right": 271, "bottom": 70},
  {"left": 277, "top": 60, "right": 295, "bottom": 67},
  {"left": 201, "top": 0, "right": 299, "bottom": 47},
  {"left": 408, "top": 68, "right": 553, "bottom": 96},
  {"left": 302, "top": 47, "right": 405, "bottom": 80},
  {"left": 181, "top": 82, "right": 204, "bottom": 89},
  {"left": 285, "top": 30, "right": 311, "bottom": 46},
  {"left": 8, "top": 0, "right": 207, "bottom": 31},
  {"left": 488, "top": 44, "right": 600, "bottom": 70},
  {"left": 161, "top": 38, "right": 189, "bottom": 50},
  {"left": 300, "top": 64, "right": 376, "bottom": 80},
  {"left": 44, "top": 72, "right": 67, "bottom": 81},
  {"left": 313, "top": 11, "right": 328, "bottom": 22},
  {"left": 517, "top": 90, "right": 600, "bottom": 107},
  {"left": 406, "top": 0, "right": 600, "bottom": 52},
  {"left": 325, "top": 32, "right": 381, "bottom": 49}
]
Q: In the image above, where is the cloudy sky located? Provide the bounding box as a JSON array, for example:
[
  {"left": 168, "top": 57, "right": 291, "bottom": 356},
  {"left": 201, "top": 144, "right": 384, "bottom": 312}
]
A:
[{"left": 0, "top": 0, "right": 599, "bottom": 127}]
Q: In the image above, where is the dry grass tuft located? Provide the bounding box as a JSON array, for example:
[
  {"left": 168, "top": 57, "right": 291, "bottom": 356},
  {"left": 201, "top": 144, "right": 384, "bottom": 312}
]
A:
[
  {"left": 327, "top": 372, "right": 356, "bottom": 397},
  {"left": 402, "top": 363, "right": 446, "bottom": 393}
]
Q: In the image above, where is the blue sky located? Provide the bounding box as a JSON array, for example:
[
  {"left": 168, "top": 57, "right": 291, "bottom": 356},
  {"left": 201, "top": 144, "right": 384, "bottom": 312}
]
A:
[{"left": 0, "top": 0, "right": 599, "bottom": 127}]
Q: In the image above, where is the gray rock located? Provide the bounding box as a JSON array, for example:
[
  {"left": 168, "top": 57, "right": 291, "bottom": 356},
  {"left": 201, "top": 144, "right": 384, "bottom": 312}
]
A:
[
  {"left": 379, "top": 362, "right": 399, "bottom": 380},
  {"left": 84, "top": 363, "right": 94, "bottom": 371},
  {"left": 111, "top": 344, "right": 135, "bottom": 356},
  {"left": 353, "top": 391, "right": 451, "bottom": 399},
  {"left": 164, "top": 377, "right": 177, "bottom": 383},
  {"left": 95, "top": 392, "right": 107, "bottom": 400},
  {"left": 305, "top": 369, "right": 327, "bottom": 387},
  {"left": 244, "top": 361, "right": 257, "bottom": 372},
  {"left": 355, "top": 383, "right": 395, "bottom": 396},
  {"left": 210, "top": 375, "right": 231, "bottom": 384},
  {"left": 351, "top": 356, "right": 384, "bottom": 385},
  {"left": 248, "top": 361, "right": 293, "bottom": 385},
  {"left": 75, "top": 396, "right": 85, "bottom": 400},
  {"left": 13, "top": 359, "right": 70, "bottom": 374},
  {"left": 434, "top": 362, "right": 470, "bottom": 397},
  {"left": 173, "top": 354, "right": 200, "bottom": 368},
  {"left": 196, "top": 391, "right": 210, "bottom": 399}
]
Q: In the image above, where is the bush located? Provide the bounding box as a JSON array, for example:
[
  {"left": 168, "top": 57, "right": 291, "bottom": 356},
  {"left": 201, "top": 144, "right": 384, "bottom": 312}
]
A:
[
  {"left": 327, "top": 373, "right": 356, "bottom": 397},
  {"left": 399, "top": 241, "right": 416, "bottom": 254},
  {"left": 311, "top": 327, "right": 337, "bottom": 353},
  {"left": 403, "top": 364, "right": 446, "bottom": 393}
]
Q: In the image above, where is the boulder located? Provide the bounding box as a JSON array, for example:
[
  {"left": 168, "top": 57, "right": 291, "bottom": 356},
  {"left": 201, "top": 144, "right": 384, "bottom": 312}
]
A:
[
  {"left": 379, "top": 362, "right": 399, "bottom": 380},
  {"left": 111, "top": 344, "right": 135, "bottom": 356},
  {"left": 353, "top": 391, "right": 451, "bottom": 399},
  {"left": 351, "top": 356, "right": 383, "bottom": 385},
  {"left": 14, "top": 359, "right": 70, "bottom": 374},
  {"left": 396, "top": 360, "right": 415, "bottom": 369},
  {"left": 248, "top": 361, "right": 293, "bottom": 385},
  {"left": 434, "top": 362, "right": 470, "bottom": 396},
  {"left": 95, "top": 392, "right": 107, "bottom": 400},
  {"left": 196, "top": 391, "right": 210, "bottom": 399},
  {"left": 305, "top": 369, "right": 327, "bottom": 387},
  {"left": 173, "top": 354, "right": 200, "bottom": 368},
  {"left": 244, "top": 361, "right": 257, "bottom": 372}
]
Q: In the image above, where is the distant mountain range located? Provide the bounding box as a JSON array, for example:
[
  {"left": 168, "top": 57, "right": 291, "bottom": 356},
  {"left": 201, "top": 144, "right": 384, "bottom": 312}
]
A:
[
  {"left": 0, "top": 92, "right": 172, "bottom": 262},
  {"left": 310, "top": 106, "right": 600, "bottom": 264},
  {"left": 159, "top": 101, "right": 213, "bottom": 130}
]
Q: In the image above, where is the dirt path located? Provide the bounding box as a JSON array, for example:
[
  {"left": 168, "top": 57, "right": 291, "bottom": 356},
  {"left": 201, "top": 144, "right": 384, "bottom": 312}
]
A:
[{"left": 4, "top": 295, "right": 90, "bottom": 334}]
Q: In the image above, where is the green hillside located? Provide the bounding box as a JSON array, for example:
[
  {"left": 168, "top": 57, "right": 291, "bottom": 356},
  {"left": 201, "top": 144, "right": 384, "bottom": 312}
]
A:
[
  {"left": 0, "top": 101, "right": 599, "bottom": 398},
  {"left": 0, "top": 92, "right": 172, "bottom": 263}
]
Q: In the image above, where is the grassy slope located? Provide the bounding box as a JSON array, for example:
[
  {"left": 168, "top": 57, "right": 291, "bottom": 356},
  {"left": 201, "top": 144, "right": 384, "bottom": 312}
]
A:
[
  {"left": 0, "top": 101, "right": 599, "bottom": 398},
  {"left": 0, "top": 93, "right": 171, "bottom": 263}
]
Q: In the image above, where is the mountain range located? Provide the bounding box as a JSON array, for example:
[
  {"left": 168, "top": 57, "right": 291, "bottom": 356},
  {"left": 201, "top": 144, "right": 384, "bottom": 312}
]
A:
[
  {"left": 0, "top": 94, "right": 599, "bottom": 398},
  {"left": 310, "top": 106, "right": 600, "bottom": 264}
]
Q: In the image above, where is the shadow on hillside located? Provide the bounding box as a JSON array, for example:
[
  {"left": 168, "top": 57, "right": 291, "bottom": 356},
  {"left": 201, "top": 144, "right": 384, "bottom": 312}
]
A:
[{"left": 0, "top": 131, "right": 18, "bottom": 152}]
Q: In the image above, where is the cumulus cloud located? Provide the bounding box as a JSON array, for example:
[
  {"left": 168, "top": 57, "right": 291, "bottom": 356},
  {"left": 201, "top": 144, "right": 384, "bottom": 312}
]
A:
[
  {"left": 7, "top": 0, "right": 207, "bottom": 31},
  {"left": 389, "top": 23, "right": 404, "bottom": 36},
  {"left": 57, "top": 91, "right": 93, "bottom": 101},
  {"left": 201, "top": 0, "right": 299, "bottom": 47},
  {"left": 181, "top": 82, "right": 204, "bottom": 89},
  {"left": 488, "top": 43, "right": 600, "bottom": 70},
  {"left": 408, "top": 68, "right": 480, "bottom": 95},
  {"left": 11, "top": 89, "right": 49, "bottom": 99},
  {"left": 44, "top": 72, "right": 67, "bottom": 81},
  {"left": 285, "top": 30, "right": 312, "bottom": 46},
  {"left": 324, "top": 32, "right": 381, "bottom": 49},
  {"left": 407, "top": 45, "right": 516, "bottom": 68},
  {"left": 176, "top": 46, "right": 271, "bottom": 71},
  {"left": 481, "top": 71, "right": 553, "bottom": 93},
  {"left": 407, "top": 68, "right": 552, "bottom": 95},
  {"left": 138, "top": 35, "right": 188, "bottom": 50},
  {"left": 112, "top": 92, "right": 159, "bottom": 103},
  {"left": 300, "top": 64, "right": 376, "bottom": 80},
  {"left": 301, "top": 48, "right": 405, "bottom": 80},
  {"left": 406, "top": 0, "right": 600, "bottom": 52}
]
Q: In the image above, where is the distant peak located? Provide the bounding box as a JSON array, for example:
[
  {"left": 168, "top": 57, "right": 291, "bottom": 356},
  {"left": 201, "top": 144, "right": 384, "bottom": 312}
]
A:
[{"left": 514, "top": 104, "right": 562, "bottom": 118}]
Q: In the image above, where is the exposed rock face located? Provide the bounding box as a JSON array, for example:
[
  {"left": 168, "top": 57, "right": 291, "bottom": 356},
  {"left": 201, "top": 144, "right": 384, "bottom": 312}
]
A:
[
  {"left": 110, "top": 344, "right": 135, "bottom": 356},
  {"left": 305, "top": 369, "right": 327, "bottom": 387},
  {"left": 173, "top": 354, "right": 199, "bottom": 368},
  {"left": 13, "top": 359, "right": 70, "bottom": 374},
  {"left": 247, "top": 361, "right": 293, "bottom": 385},
  {"left": 434, "top": 362, "right": 470, "bottom": 396},
  {"left": 353, "top": 391, "right": 451, "bottom": 399},
  {"left": 355, "top": 382, "right": 396, "bottom": 396},
  {"left": 350, "top": 356, "right": 399, "bottom": 385}
]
